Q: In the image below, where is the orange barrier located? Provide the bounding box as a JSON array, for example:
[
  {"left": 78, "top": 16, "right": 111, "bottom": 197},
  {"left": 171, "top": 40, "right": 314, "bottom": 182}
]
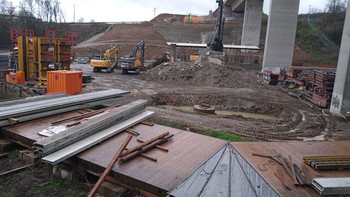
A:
[{"left": 16, "top": 71, "right": 25, "bottom": 84}]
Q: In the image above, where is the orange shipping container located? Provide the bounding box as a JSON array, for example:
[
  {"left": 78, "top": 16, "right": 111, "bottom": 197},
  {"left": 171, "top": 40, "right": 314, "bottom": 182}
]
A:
[
  {"left": 47, "top": 70, "right": 83, "bottom": 95},
  {"left": 16, "top": 71, "right": 25, "bottom": 84},
  {"left": 6, "top": 72, "right": 18, "bottom": 84}
]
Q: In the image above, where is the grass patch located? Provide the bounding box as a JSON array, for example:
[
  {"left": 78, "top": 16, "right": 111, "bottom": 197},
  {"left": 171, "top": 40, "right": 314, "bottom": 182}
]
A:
[
  {"left": 152, "top": 117, "right": 187, "bottom": 130},
  {"left": 157, "top": 105, "right": 197, "bottom": 115},
  {"left": 1, "top": 188, "right": 20, "bottom": 197},
  {"left": 88, "top": 104, "right": 107, "bottom": 110},
  {"left": 203, "top": 130, "right": 248, "bottom": 142},
  {"left": 296, "top": 20, "right": 339, "bottom": 65},
  {"left": 42, "top": 180, "right": 62, "bottom": 191},
  {"left": 9, "top": 149, "right": 19, "bottom": 159}
]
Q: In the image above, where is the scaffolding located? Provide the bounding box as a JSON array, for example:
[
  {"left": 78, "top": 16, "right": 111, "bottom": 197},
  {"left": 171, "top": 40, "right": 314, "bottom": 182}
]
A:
[
  {"left": 55, "top": 37, "right": 75, "bottom": 70},
  {"left": 11, "top": 27, "right": 78, "bottom": 85}
]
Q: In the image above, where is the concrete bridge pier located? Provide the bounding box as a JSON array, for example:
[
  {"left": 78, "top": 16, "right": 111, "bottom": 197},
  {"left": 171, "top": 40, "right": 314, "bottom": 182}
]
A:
[
  {"left": 330, "top": 2, "right": 350, "bottom": 114},
  {"left": 262, "top": 0, "right": 300, "bottom": 69},
  {"left": 241, "top": 0, "right": 263, "bottom": 47}
]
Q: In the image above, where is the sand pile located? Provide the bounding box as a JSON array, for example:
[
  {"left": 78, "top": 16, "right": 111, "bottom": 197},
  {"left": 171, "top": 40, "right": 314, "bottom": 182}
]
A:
[{"left": 141, "top": 62, "right": 244, "bottom": 88}]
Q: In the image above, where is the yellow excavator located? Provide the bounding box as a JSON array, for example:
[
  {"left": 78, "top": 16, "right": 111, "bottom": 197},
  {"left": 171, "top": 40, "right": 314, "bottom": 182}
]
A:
[{"left": 90, "top": 46, "right": 118, "bottom": 73}]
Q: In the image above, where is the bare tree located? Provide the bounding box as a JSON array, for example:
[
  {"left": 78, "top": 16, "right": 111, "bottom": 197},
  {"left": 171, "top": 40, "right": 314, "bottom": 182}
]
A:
[
  {"left": 25, "top": 0, "right": 35, "bottom": 14},
  {"left": 7, "top": 1, "right": 15, "bottom": 16},
  {"left": 52, "top": 0, "right": 59, "bottom": 22},
  {"left": 44, "top": 0, "right": 52, "bottom": 22},
  {"left": 34, "top": 0, "right": 44, "bottom": 20},
  {"left": 0, "top": 0, "right": 9, "bottom": 15},
  {"left": 325, "top": 0, "right": 347, "bottom": 14}
]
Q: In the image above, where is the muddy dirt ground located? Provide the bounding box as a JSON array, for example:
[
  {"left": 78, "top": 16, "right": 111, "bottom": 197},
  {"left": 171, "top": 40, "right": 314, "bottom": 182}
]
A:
[
  {"left": 71, "top": 62, "right": 350, "bottom": 141},
  {"left": 0, "top": 151, "right": 90, "bottom": 197}
]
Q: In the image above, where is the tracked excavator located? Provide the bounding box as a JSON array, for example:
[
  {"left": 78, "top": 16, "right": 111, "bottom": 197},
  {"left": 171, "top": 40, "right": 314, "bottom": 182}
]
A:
[
  {"left": 90, "top": 46, "right": 118, "bottom": 73},
  {"left": 118, "top": 40, "right": 145, "bottom": 74}
]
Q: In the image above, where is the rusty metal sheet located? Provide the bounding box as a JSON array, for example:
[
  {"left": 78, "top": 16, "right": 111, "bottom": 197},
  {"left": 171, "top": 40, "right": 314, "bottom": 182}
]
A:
[
  {"left": 2, "top": 109, "right": 226, "bottom": 195},
  {"left": 232, "top": 142, "right": 350, "bottom": 197},
  {"left": 77, "top": 124, "right": 226, "bottom": 192},
  {"left": 3, "top": 108, "right": 116, "bottom": 145},
  {"left": 3, "top": 110, "right": 84, "bottom": 143}
]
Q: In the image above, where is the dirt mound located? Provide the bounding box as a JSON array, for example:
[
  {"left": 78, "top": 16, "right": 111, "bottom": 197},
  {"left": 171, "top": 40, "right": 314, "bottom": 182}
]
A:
[
  {"left": 72, "top": 23, "right": 169, "bottom": 59},
  {"left": 141, "top": 62, "right": 252, "bottom": 88}
]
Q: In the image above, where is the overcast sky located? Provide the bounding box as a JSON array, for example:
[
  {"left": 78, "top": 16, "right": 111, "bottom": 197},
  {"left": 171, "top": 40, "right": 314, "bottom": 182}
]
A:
[{"left": 13, "top": 0, "right": 332, "bottom": 22}]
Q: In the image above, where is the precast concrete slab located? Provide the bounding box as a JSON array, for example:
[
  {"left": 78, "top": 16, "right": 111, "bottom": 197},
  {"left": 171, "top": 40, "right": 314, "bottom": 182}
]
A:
[
  {"left": 225, "top": 0, "right": 245, "bottom": 13},
  {"left": 263, "top": 0, "right": 300, "bottom": 68}
]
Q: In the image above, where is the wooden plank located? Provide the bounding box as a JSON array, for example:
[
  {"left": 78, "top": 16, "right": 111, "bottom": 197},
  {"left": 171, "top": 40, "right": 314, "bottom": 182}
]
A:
[
  {"left": 88, "top": 135, "right": 132, "bottom": 197},
  {"left": 41, "top": 111, "right": 154, "bottom": 165},
  {"left": 0, "top": 153, "right": 8, "bottom": 159},
  {"left": 34, "top": 100, "right": 147, "bottom": 155},
  {"left": 8, "top": 118, "right": 18, "bottom": 123},
  {"left": 0, "top": 164, "right": 34, "bottom": 177}
]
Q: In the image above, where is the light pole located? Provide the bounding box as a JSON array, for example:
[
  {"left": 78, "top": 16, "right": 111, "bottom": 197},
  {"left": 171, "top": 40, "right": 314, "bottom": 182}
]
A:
[{"left": 73, "top": 4, "right": 76, "bottom": 23}]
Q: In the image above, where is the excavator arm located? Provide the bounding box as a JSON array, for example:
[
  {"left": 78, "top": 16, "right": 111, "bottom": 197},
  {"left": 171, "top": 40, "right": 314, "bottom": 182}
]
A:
[
  {"left": 207, "top": 0, "right": 224, "bottom": 52},
  {"left": 118, "top": 40, "right": 145, "bottom": 74},
  {"left": 90, "top": 46, "right": 118, "bottom": 73},
  {"left": 104, "top": 46, "right": 118, "bottom": 62}
]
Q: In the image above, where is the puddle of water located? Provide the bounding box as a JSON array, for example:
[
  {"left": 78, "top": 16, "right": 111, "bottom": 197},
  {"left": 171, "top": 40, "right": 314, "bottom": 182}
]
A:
[
  {"left": 158, "top": 105, "right": 280, "bottom": 121},
  {"left": 215, "top": 110, "right": 280, "bottom": 121}
]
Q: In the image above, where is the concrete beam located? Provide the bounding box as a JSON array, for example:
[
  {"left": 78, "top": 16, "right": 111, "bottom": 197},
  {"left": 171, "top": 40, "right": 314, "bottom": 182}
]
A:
[
  {"left": 241, "top": 0, "right": 263, "bottom": 47},
  {"left": 224, "top": 0, "right": 245, "bottom": 12},
  {"left": 262, "top": 0, "right": 300, "bottom": 68},
  {"left": 330, "top": 2, "right": 350, "bottom": 114}
]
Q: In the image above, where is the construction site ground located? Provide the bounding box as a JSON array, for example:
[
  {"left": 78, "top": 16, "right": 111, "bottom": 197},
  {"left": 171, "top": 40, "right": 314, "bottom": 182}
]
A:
[
  {"left": 71, "top": 62, "right": 350, "bottom": 142},
  {"left": 0, "top": 155, "right": 90, "bottom": 197}
]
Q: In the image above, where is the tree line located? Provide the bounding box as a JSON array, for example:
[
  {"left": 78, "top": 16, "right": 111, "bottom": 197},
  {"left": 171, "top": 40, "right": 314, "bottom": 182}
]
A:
[
  {"left": 1, "top": 0, "right": 65, "bottom": 22},
  {"left": 0, "top": 0, "right": 67, "bottom": 49},
  {"left": 307, "top": 0, "right": 348, "bottom": 46}
]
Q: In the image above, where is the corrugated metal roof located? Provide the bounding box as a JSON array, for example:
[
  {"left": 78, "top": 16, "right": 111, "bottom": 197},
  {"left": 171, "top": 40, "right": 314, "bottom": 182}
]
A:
[{"left": 169, "top": 143, "right": 280, "bottom": 197}]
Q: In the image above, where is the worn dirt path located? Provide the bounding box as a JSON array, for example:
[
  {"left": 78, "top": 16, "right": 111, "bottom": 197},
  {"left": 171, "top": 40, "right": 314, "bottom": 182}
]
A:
[{"left": 71, "top": 62, "right": 350, "bottom": 141}]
